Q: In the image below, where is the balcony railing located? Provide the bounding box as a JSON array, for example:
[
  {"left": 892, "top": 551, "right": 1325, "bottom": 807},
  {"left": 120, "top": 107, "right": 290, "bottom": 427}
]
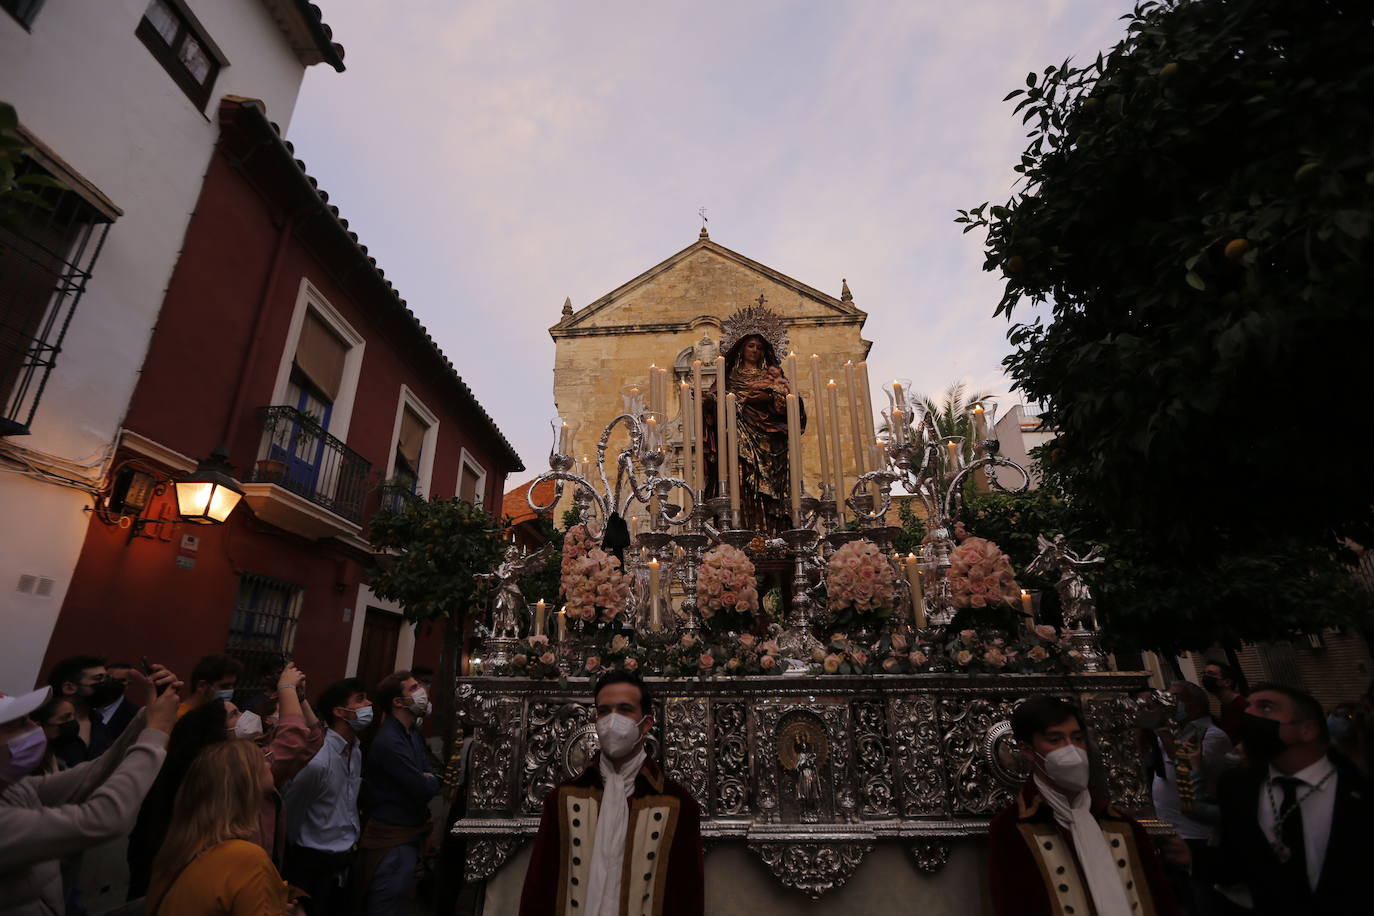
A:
[
  {"left": 250, "top": 406, "right": 372, "bottom": 523},
  {"left": 379, "top": 481, "right": 424, "bottom": 515}
]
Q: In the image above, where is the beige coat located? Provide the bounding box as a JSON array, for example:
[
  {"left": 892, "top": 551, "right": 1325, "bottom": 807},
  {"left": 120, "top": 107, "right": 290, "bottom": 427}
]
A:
[{"left": 0, "top": 709, "right": 167, "bottom": 915}]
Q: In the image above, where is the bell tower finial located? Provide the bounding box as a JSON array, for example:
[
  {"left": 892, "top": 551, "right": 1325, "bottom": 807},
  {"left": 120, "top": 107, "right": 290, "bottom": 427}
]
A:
[
  {"left": 840, "top": 278, "right": 853, "bottom": 302},
  {"left": 561, "top": 296, "right": 573, "bottom": 318}
]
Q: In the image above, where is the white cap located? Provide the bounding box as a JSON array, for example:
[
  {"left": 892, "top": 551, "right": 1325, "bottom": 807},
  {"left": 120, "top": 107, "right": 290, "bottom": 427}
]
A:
[{"left": 0, "top": 687, "right": 52, "bottom": 726}]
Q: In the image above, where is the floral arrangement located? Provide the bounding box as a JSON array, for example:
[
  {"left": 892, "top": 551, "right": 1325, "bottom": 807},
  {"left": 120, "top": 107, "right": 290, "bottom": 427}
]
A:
[
  {"left": 825, "top": 539, "right": 898, "bottom": 630},
  {"left": 579, "top": 633, "right": 648, "bottom": 676},
  {"left": 944, "top": 624, "right": 1073, "bottom": 673},
  {"left": 762, "top": 587, "right": 785, "bottom": 622},
  {"left": 947, "top": 536, "right": 1022, "bottom": 609},
  {"left": 560, "top": 524, "right": 632, "bottom": 622},
  {"left": 811, "top": 633, "right": 874, "bottom": 675},
  {"left": 697, "top": 544, "right": 759, "bottom": 624},
  {"left": 508, "top": 635, "right": 560, "bottom": 679},
  {"left": 872, "top": 629, "right": 938, "bottom": 674},
  {"left": 661, "top": 631, "right": 782, "bottom": 678}
]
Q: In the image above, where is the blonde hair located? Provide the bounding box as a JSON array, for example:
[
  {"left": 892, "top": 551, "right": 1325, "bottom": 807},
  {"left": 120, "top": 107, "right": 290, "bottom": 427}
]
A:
[{"left": 148, "top": 739, "right": 267, "bottom": 910}]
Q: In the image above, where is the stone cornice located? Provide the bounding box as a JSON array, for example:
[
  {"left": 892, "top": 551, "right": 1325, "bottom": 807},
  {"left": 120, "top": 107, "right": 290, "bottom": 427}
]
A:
[{"left": 551, "top": 312, "right": 866, "bottom": 341}]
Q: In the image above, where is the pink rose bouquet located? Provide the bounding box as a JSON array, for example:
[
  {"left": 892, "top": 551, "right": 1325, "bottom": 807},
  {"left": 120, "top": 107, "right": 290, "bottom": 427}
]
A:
[
  {"left": 946, "top": 536, "right": 1023, "bottom": 610},
  {"left": 825, "top": 539, "right": 898, "bottom": 630},
  {"left": 560, "top": 524, "right": 632, "bottom": 622},
  {"left": 697, "top": 544, "right": 759, "bottom": 627}
]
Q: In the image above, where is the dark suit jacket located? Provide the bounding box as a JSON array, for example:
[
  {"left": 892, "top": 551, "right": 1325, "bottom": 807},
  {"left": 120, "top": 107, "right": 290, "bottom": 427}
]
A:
[
  {"left": 88, "top": 697, "right": 138, "bottom": 759},
  {"left": 1216, "top": 751, "right": 1372, "bottom": 914}
]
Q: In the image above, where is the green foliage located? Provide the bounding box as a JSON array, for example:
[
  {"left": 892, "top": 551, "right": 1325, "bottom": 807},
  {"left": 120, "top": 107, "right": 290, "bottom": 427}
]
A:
[
  {"left": 891, "top": 498, "right": 928, "bottom": 555},
  {"left": 958, "top": 0, "right": 1372, "bottom": 650},
  {"left": 368, "top": 498, "right": 505, "bottom": 623},
  {"left": 0, "top": 102, "right": 65, "bottom": 231}
]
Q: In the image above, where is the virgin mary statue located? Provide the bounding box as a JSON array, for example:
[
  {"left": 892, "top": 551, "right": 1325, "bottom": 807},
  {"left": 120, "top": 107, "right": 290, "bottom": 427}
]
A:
[{"left": 703, "top": 304, "right": 806, "bottom": 533}]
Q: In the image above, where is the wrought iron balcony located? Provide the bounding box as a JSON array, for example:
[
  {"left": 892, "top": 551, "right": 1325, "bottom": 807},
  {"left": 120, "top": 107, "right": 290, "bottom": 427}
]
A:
[
  {"left": 248, "top": 405, "right": 371, "bottom": 525},
  {"left": 379, "top": 480, "right": 424, "bottom": 515}
]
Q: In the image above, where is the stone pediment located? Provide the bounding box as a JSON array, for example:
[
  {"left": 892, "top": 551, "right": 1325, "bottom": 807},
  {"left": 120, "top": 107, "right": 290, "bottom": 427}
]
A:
[{"left": 550, "top": 236, "right": 865, "bottom": 339}]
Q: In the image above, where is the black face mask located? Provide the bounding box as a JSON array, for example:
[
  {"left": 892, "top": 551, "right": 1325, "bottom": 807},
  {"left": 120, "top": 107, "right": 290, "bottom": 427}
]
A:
[
  {"left": 1240, "top": 713, "right": 1288, "bottom": 761},
  {"left": 1200, "top": 675, "right": 1221, "bottom": 694},
  {"left": 88, "top": 679, "right": 125, "bottom": 707},
  {"left": 54, "top": 720, "right": 80, "bottom": 742}
]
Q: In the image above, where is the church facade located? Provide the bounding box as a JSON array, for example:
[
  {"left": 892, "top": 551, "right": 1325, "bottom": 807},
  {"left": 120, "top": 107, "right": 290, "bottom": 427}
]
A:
[{"left": 549, "top": 229, "right": 873, "bottom": 517}]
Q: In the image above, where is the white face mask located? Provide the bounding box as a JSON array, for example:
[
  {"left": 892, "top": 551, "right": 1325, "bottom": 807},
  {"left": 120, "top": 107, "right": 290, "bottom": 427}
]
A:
[
  {"left": 233, "top": 710, "right": 263, "bottom": 739},
  {"left": 1040, "top": 744, "right": 1091, "bottom": 795},
  {"left": 407, "top": 687, "right": 431, "bottom": 717},
  {"left": 595, "top": 712, "right": 645, "bottom": 760}
]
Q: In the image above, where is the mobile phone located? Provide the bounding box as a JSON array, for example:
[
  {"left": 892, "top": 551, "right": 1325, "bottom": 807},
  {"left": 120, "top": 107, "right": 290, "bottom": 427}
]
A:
[{"left": 140, "top": 655, "right": 168, "bottom": 695}]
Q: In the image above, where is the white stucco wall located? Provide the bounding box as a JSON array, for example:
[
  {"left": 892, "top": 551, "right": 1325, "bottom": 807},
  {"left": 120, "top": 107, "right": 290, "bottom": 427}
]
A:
[{"left": 0, "top": 1, "right": 317, "bottom": 689}]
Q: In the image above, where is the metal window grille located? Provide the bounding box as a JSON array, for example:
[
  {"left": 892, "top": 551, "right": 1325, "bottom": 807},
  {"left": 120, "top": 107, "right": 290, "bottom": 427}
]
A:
[
  {"left": 0, "top": 159, "right": 112, "bottom": 436},
  {"left": 226, "top": 572, "right": 303, "bottom": 701}
]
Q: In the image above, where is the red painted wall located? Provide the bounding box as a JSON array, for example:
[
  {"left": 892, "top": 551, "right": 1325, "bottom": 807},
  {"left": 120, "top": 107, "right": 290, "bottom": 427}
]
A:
[{"left": 41, "top": 111, "right": 513, "bottom": 690}]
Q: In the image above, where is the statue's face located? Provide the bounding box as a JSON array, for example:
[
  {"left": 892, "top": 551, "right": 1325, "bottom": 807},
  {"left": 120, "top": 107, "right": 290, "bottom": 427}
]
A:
[{"left": 742, "top": 337, "right": 764, "bottom": 365}]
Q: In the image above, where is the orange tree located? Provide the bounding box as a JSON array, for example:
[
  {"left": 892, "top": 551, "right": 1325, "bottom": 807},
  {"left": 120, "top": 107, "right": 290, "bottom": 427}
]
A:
[{"left": 957, "top": 0, "right": 1372, "bottom": 652}]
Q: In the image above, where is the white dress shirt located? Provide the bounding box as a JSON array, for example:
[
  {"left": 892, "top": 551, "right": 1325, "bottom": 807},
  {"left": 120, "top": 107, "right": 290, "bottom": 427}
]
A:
[
  {"left": 1257, "top": 754, "right": 1336, "bottom": 891},
  {"left": 283, "top": 727, "right": 362, "bottom": 853}
]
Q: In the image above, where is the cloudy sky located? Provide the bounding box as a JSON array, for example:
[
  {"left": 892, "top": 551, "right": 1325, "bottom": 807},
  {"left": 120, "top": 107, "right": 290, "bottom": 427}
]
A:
[{"left": 287, "top": 0, "right": 1134, "bottom": 485}]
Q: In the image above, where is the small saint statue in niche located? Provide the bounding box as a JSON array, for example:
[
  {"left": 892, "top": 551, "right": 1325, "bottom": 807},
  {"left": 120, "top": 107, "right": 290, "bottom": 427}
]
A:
[{"left": 793, "top": 733, "right": 822, "bottom": 824}]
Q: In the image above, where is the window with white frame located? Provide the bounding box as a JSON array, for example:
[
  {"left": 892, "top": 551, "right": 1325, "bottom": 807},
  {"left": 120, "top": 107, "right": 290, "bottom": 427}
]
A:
[
  {"left": 386, "top": 387, "right": 439, "bottom": 503},
  {"left": 458, "top": 448, "right": 487, "bottom": 507}
]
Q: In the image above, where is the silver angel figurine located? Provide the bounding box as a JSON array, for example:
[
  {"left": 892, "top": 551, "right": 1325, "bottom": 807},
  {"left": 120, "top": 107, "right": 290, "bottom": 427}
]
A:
[
  {"left": 479, "top": 542, "right": 555, "bottom": 638},
  {"left": 1026, "top": 534, "right": 1105, "bottom": 630}
]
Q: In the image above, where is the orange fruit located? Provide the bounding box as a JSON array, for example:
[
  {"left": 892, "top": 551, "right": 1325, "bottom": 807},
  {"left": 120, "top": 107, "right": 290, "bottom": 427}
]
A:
[
  {"left": 1005, "top": 255, "right": 1025, "bottom": 274},
  {"left": 1224, "top": 239, "right": 1250, "bottom": 261}
]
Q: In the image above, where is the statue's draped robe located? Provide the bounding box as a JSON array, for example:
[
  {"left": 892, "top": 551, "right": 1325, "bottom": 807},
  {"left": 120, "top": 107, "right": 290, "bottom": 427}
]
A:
[{"left": 703, "top": 365, "right": 805, "bottom": 534}]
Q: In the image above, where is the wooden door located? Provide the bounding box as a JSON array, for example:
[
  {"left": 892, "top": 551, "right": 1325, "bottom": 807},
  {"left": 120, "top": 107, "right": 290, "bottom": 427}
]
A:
[{"left": 357, "top": 607, "right": 402, "bottom": 694}]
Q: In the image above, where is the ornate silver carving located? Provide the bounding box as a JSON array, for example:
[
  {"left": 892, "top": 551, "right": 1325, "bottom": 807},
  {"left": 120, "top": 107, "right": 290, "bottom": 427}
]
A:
[
  {"left": 713, "top": 701, "right": 750, "bottom": 816},
  {"left": 470, "top": 696, "right": 523, "bottom": 813},
  {"left": 1082, "top": 691, "right": 1152, "bottom": 810},
  {"left": 522, "top": 701, "right": 592, "bottom": 813},
  {"left": 751, "top": 842, "right": 873, "bottom": 898},
  {"left": 909, "top": 839, "right": 951, "bottom": 873},
  {"left": 465, "top": 837, "right": 523, "bottom": 883},
  {"left": 852, "top": 700, "right": 895, "bottom": 818},
  {"left": 892, "top": 694, "right": 948, "bottom": 816},
  {"left": 940, "top": 696, "right": 1019, "bottom": 815},
  {"left": 662, "top": 696, "right": 710, "bottom": 812},
  {"left": 983, "top": 719, "right": 1031, "bottom": 789}
]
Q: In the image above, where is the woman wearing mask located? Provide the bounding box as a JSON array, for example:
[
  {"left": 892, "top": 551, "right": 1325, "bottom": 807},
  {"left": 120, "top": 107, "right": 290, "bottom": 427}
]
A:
[
  {"left": 146, "top": 740, "right": 299, "bottom": 915},
  {"left": 34, "top": 697, "right": 77, "bottom": 775}
]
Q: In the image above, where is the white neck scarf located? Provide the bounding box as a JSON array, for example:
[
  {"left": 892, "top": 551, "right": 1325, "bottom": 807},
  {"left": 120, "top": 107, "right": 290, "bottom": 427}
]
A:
[
  {"left": 1033, "top": 776, "right": 1133, "bottom": 916},
  {"left": 585, "top": 748, "right": 647, "bottom": 916}
]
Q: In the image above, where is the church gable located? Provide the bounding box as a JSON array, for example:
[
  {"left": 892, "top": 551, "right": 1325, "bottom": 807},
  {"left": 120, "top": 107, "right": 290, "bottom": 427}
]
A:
[{"left": 551, "top": 236, "right": 862, "bottom": 338}]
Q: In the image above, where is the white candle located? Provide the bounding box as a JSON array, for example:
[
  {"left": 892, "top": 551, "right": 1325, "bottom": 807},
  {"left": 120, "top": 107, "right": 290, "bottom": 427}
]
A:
[
  {"left": 1020, "top": 589, "right": 1033, "bottom": 619},
  {"left": 648, "top": 364, "right": 659, "bottom": 415},
  {"left": 906, "top": 554, "right": 927, "bottom": 627},
  {"left": 691, "top": 359, "right": 704, "bottom": 496},
  {"left": 558, "top": 421, "right": 571, "bottom": 455},
  {"left": 946, "top": 439, "right": 960, "bottom": 471},
  {"left": 557, "top": 607, "right": 568, "bottom": 642},
  {"left": 534, "top": 599, "right": 546, "bottom": 637},
  {"left": 844, "top": 360, "right": 867, "bottom": 484},
  {"left": 578, "top": 454, "right": 593, "bottom": 480},
  {"left": 857, "top": 361, "right": 880, "bottom": 480},
  {"left": 810, "top": 355, "right": 830, "bottom": 496},
  {"left": 826, "top": 379, "right": 844, "bottom": 519},
  {"left": 972, "top": 404, "right": 986, "bottom": 441},
  {"left": 786, "top": 393, "right": 802, "bottom": 526},
  {"left": 726, "top": 392, "right": 740, "bottom": 524},
  {"left": 891, "top": 380, "right": 907, "bottom": 410},
  {"left": 715, "top": 356, "right": 728, "bottom": 496},
  {"left": 679, "top": 380, "right": 693, "bottom": 484},
  {"left": 648, "top": 558, "right": 663, "bottom": 631},
  {"left": 784, "top": 350, "right": 798, "bottom": 386}
]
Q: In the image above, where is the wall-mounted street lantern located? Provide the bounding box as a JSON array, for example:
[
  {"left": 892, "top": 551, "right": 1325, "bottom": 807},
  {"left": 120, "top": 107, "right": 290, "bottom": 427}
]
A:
[
  {"left": 94, "top": 445, "right": 245, "bottom": 537},
  {"left": 173, "top": 446, "right": 244, "bottom": 525}
]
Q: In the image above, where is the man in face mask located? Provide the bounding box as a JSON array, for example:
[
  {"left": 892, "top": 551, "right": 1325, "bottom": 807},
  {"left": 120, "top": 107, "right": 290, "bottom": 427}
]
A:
[
  {"left": 1200, "top": 660, "right": 1247, "bottom": 745},
  {"left": 179, "top": 652, "right": 244, "bottom": 717},
  {"left": 519, "top": 670, "right": 704, "bottom": 916},
  {"left": 88, "top": 661, "right": 140, "bottom": 759},
  {"left": 1215, "top": 683, "right": 1373, "bottom": 914},
  {"left": 988, "top": 694, "right": 1180, "bottom": 916},
  {"left": 358, "top": 670, "right": 440, "bottom": 915},
  {"left": 284, "top": 677, "right": 370, "bottom": 914},
  {"left": 45, "top": 655, "right": 120, "bottom": 766}
]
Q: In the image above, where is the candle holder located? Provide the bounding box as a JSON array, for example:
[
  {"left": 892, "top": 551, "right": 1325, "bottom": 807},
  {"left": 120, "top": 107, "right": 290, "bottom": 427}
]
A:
[
  {"left": 672, "top": 531, "right": 708, "bottom": 636},
  {"left": 481, "top": 635, "right": 521, "bottom": 677},
  {"left": 1064, "top": 624, "right": 1108, "bottom": 672},
  {"left": 718, "top": 528, "right": 757, "bottom": 550},
  {"left": 778, "top": 528, "right": 823, "bottom": 673}
]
